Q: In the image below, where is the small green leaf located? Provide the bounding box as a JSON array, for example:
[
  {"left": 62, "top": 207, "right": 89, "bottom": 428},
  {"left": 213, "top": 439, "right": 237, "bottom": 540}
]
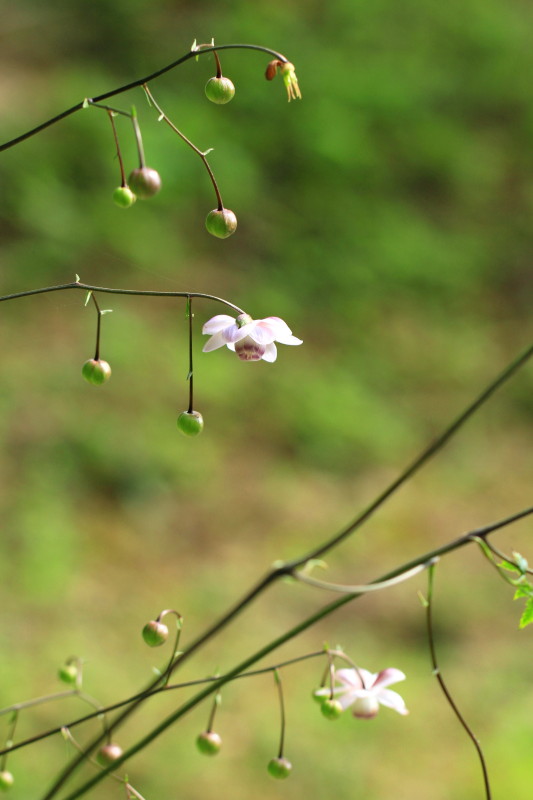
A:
[
  {"left": 512, "top": 551, "right": 529, "bottom": 574},
  {"left": 514, "top": 584, "right": 533, "bottom": 600},
  {"left": 82, "top": 98, "right": 89, "bottom": 109},
  {"left": 75, "top": 274, "right": 81, "bottom": 283},
  {"left": 100, "top": 309, "right": 113, "bottom": 315},
  {"left": 498, "top": 559, "right": 521, "bottom": 574},
  {"left": 84, "top": 291, "right": 93, "bottom": 306},
  {"left": 519, "top": 597, "right": 533, "bottom": 628},
  {"left": 417, "top": 590, "right": 429, "bottom": 608}
]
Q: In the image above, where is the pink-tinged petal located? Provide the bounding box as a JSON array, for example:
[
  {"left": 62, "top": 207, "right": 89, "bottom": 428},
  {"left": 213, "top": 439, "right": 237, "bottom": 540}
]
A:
[
  {"left": 202, "top": 331, "right": 228, "bottom": 352},
  {"left": 261, "top": 342, "right": 278, "bottom": 362},
  {"left": 336, "top": 688, "right": 367, "bottom": 711},
  {"left": 335, "top": 669, "right": 367, "bottom": 691},
  {"left": 224, "top": 322, "right": 255, "bottom": 343},
  {"left": 262, "top": 316, "right": 294, "bottom": 336},
  {"left": 202, "top": 314, "right": 236, "bottom": 335},
  {"left": 235, "top": 336, "right": 266, "bottom": 361},
  {"left": 372, "top": 669, "right": 406, "bottom": 690},
  {"left": 249, "top": 321, "right": 277, "bottom": 345},
  {"left": 376, "top": 689, "right": 409, "bottom": 715}
]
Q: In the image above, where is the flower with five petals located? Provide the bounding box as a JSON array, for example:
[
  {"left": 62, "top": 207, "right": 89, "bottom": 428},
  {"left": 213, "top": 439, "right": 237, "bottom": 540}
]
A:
[
  {"left": 315, "top": 667, "right": 408, "bottom": 719},
  {"left": 202, "top": 313, "right": 302, "bottom": 362}
]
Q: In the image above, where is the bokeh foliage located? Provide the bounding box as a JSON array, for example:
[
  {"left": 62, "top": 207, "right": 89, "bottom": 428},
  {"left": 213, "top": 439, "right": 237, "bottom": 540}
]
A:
[{"left": 0, "top": 0, "right": 532, "bottom": 798}]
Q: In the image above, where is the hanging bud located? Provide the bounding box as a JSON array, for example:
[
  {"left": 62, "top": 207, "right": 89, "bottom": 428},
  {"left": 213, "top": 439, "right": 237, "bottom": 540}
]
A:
[
  {"left": 177, "top": 410, "right": 204, "bottom": 436},
  {"left": 113, "top": 186, "right": 136, "bottom": 208},
  {"left": 0, "top": 771, "right": 14, "bottom": 791},
  {"left": 205, "top": 76, "right": 235, "bottom": 104},
  {"left": 265, "top": 60, "right": 282, "bottom": 80},
  {"left": 128, "top": 167, "right": 162, "bottom": 199},
  {"left": 267, "top": 757, "right": 292, "bottom": 779},
  {"left": 58, "top": 663, "right": 79, "bottom": 685},
  {"left": 142, "top": 620, "right": 169, "bottom": 647},
  {"left": 82, "top": 359, "right": 112, "bottom": 386},
  {"left": 96, "top": 743, "right": 123, "bottom": 767},
  {"left": 205, "top": 208, "right": 238, "bottom": 239},
  {"left": 320, "top": 698, "right": 343, "bottom": 720},
  {"left": 196, "top": 731, "right": 222, "bottom": 756}
]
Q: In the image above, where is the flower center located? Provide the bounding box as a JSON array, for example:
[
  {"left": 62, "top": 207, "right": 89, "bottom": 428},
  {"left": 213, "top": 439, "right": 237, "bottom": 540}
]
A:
[
  {"left": 235, "top": 336, "right": 265, "bottom": 361},
  {"left": 236, "top": 313, "right": 253, "bottom": 328}
]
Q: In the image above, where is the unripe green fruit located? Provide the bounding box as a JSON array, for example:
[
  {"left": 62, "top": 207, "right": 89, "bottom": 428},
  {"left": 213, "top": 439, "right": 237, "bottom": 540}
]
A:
[
  {"left": 97, "top": 743, "right": 123, "bottom": 767},
  {"left": 82, "top": 359, "right": 112, "bottom": 386},
  {"left": 142, "top": 620, "right": 169, "bottom": 647},
  {"left": 205, "top": 208, "right": 237, "bottom": 239},
  {"left": 267, "top": 757, "right": 292, "bottom": 779},
  {"left": 113, "top": 186, "right": 136, "bottom": 208},
  {"left": 196, "top": 731, "right": 222, "bottom": 755},
  {"left": 177, "top": 410, "right": 204, "bottom": 436},
  {"left": 128, "top": 167, "right": 162, "bottom": 199},
  {"left": 58, "top": 663, "right": 79, "bottom": 685},
  {"left": 0, "top": 771, "right": 14, "bottom": 791},
  {"left": 205, "top": 76, "right": 235, "bottom": 104},
  {"left": 320, "top": 698, "right": 343, "bottom": 719}
]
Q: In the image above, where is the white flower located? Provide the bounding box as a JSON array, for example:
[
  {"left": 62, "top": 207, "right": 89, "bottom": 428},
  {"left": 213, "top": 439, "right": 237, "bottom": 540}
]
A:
[
  {"left": 202, "top": 313, "right": 302, "bottom": 363},
  {"left": 315, "top": 667, "right": 408, "bottom": 719}
]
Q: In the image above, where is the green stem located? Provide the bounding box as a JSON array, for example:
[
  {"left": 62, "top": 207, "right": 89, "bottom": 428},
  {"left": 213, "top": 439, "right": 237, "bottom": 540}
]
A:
[
  {"left": 0, "top": 44, "right": 289, "bottom": 152},
  {"left": 425, "top": 565, "right": 492, "bottom": 800}
]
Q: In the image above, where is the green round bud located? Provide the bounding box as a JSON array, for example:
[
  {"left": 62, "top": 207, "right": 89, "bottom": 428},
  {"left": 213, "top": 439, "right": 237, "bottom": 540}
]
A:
[
  {"left": 0, "top": 771, "right": 14, "bottom": 791},
  {"left": 58, "top": 663, "right": 79, "bottom": 685},
  {"left": 82, "top": 359, "right": 112, "bottom": 386},
  {"left": 205, "top": 208, "right": 237, "bottom": 239},
  {"left": 96, "top": 743, "right": 123, "bottom": 767},
  {"left": 320, "top": 698, "right": 343, "bottom": 720},
  {"left": 205, "top": 76, "right": 235, "bottom": 104},
  {"left": 113, "top": 186, "right": 136, "bottom": 208},
  {"left": 196, "top": 731, "right": 222, "bottom": 756},
  {"left": 177, "top": 410, "right": 204, "bottom": 436},
  {"left": 128, "top": 167, "right": 162, "bottom": 199},
  {"left": 267, "top": 757, "right": 292, "bottom": 780},
  {"left": 142, "top": 620, "right": 169, "bottom": 647}
]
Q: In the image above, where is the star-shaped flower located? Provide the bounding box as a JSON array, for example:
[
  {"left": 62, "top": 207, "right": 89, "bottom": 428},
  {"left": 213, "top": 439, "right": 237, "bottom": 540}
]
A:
[
  {"left": 315, "top": 667, "right": 408, "bottom": 719},
  {"left": 202, "top": 313, "right": 302, "bottom": 362}
]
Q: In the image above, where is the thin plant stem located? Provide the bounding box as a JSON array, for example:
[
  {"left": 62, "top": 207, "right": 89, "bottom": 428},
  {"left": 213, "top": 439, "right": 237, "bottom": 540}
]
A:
[
  {"left": 143, "top": 83, "right": 224, "bottom": 210},
  {"left": 425, "top": 564, "right": 492, "bottom": 800},
  {"left": 294, "top": 558, "right": 435, "bottom": 593},
  {"left": 273, "top": 670, "right": 286, "bottom": 759},
  {"left": 0, "top": 711, "right": 18, "bottom": 771},
  {"left": 130, "top": 111, "right": 146, "bottom": 168},
  {"left": 187, "top": 297, "right": 194, "bottom": 413},
  {"left": 0, "top": 651, "right": 324, "bottom": 758},
  {"left": 0, "top": 281, "right": 245, "bottom": 316},
  {"left": 106, "top": 110, "right": 127, "bottom": 186},
  {"left": 206, "top": 692, "right": 221, "bottom": 734},
  {"left": 90, "top": 292, "right": 103, "bottom": 361},
  {"left": 46, "top": 506, "right": 533, "bottom": 800},
  {"left": 0, "top": 44, "right": 289, "bottom": 153}
]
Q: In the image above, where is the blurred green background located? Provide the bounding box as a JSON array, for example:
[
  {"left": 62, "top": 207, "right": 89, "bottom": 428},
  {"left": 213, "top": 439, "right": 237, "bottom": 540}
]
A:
[{"left": 1, "top": 0, "right": 533, "bottom": 798}]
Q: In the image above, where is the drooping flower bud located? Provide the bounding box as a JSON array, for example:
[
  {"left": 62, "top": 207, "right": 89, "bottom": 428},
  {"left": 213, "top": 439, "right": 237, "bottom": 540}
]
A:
[
  {"left": 196, "top": 731, "right": 222, "bottom": 755},
  {"left": 0, "top": 771, "right": 14, "bottom": 791},
  {"left": 205, "top": 208, "right": 237, "bottom": 239},
  {"left": 267, "top": 757, "right": 292, "bottom": 779},
  {"left": 142, "top": 620, "right": 169, "bottom": 647},
  {"left": 58, "top": 663, "right": 79, "bottom": 685},
  {"left": 82, "top": 359, "right": 112, "bottom": 386},
  {"left": 177, "top": 411, "right": 204, "bottom": 436},
  {"left": 96, "top": 743, "right": 123, "bottom": 767},
  {"left": 320, "top": 698, "right": 343, "bottom": 720},
  {"left": 352, "top": 695, "right": 380, "bottom": 719},
  {"left": 128, "top": 167, "right": 162, "bottom": 199},
  {"left": 205, "top": 77, "right": 235, "bottom": 104},
  {"left": 113, "top": 186, "right": 136, "bottom": 208},
  {"left": 265, "top": 60, "right": 282, "bottom": 80}
]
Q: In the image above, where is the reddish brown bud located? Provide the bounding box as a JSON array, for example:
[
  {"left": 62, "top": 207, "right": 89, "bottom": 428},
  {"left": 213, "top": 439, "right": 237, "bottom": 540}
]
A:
[{"left": 265, "top": 60, "right": 282, "bottom": 81}]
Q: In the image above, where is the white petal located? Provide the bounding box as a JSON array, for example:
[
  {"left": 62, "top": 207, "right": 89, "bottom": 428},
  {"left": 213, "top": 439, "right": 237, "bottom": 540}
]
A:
[
  {"left": 262, "top": 316, "right": 293, "bottom": 336},
  {"left": 373, "top": 669, "right": 406, "bottom": 690},
  {"left": 224, "top": 322, "right": 255, "bottom": 343},
  {"left": 261, "top": 342, "right": 277, "bottom": 362},
  {"left": 337, "top": 688, "right": 367, "bottom": 711},
  {"left": 336, "top": 669, "right": 368, "bottom": 691},
  {"left": 226, "top": 342, "right": 236, "bottom": 351},
  {"left": 202, "top": 331, "right": 228, "bottom": 352},
  {"left": 249, "top": 321, "right": 277, "bottom": 345},
  {"left": 275, "top": 333, "right": 303, "bottom": 346},
  {"left": 377, "top": 689, "right": 409, "bottom": 715},
  {"left": 202, "top": 314, "right": 236, "bottom": 334}
]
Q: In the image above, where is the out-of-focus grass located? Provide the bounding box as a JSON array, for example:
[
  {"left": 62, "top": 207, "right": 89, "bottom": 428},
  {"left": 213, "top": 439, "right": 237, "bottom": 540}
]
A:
[{"left": 0, "top": 0, "right": 532, "bottom": 798}]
